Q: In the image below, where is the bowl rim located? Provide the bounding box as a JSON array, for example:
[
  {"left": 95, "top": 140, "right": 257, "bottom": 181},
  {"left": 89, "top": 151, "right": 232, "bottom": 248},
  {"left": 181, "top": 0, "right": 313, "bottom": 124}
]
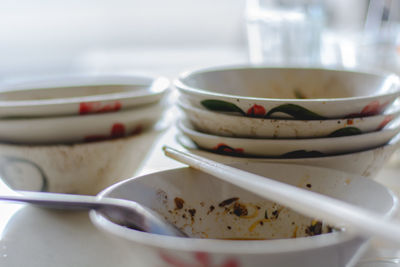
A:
[
  {"left": 178, "top": 117, "right": 400, "bottom": 144},
  {"left": 174, "top": 65, "right": 400, "bottom": 103},
  {"left": 0, "top": 100, "right": 166, "bottom": 124},
  {"left": 90, "top": 164, "right": 398, "bottom": 254},
  {"left": 0, "top": 101, "right": 167, "bottom": 144},
  {"left": 0, "top": 74, "right": 170, "bottom": 107},
  {"left": 177, "top": 131, "right": 400, "bottom": 161}
]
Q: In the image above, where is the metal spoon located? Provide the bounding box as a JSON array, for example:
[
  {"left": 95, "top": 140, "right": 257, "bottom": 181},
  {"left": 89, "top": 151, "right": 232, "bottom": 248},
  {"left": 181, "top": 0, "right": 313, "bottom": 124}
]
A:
[{"left": 0, "top": 191, "right": 187, "bottom": 237}]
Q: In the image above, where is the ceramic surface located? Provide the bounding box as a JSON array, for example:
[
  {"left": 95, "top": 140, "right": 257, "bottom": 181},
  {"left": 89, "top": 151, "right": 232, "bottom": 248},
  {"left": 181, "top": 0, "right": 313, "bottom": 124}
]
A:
[
  {"left": 177, "top": 133, "right": 400, "bottom": 178},
  {"left": 91, "top": 163, "right": 397, "bottom": 267},
  {"left": 0, "top": 101, "right": 166, "bottom": 144},
  {"left": 175, "top": 66, "right": 400, "bottom": 119},
  {"left": 178, "top": 98, "right": 400, "bottom": 139},
  {"left": 0, "top": 127, "right": 166, "bottom": 195},
  {"left": 0, "top": 74, "right": 169, "bottom": 118},
  {"left": 178, "top": 118, "right": 400, "bottom": 157}
]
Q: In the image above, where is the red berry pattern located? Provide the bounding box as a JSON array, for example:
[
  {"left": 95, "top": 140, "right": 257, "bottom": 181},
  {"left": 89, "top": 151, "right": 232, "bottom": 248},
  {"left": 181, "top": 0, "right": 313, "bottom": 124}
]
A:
[{"left": 79, "top": 101, "right": 122, "bottom": 115}]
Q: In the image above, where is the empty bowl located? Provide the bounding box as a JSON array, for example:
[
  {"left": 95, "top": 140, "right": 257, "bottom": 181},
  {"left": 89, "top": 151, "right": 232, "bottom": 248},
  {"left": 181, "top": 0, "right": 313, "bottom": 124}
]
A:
[
  {"left": 0, "top": 74, "right": 169, "bottom": 118},
  {"left": 90, "top": 163, "right": 397, "bottom": 267},
  {"left": 0, "top": 101, "right": 167, "bottom": 144},
  {"left": 178, "top": 118, "right": 400, "bottom": 158},
  {"left": 175, "top": 66, "right": 400, "bottom": 119},
  {"left": 178, "top": 98, "right": 400, "bottom": 139}
]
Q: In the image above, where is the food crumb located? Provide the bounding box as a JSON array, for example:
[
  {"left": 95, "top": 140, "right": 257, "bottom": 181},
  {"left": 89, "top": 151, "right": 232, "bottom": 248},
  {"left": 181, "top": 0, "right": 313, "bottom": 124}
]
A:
[
  {"left": 305, "top": 220, "right": 323, "bottom": 236},
  {"left": 271, "top": 210, "right": 280, "bottom": 219},
  {"left": 174, "top": 197, "right": 185, "bottom": 210},
  {"left": 209, "top": 205, "right": 215, "bottom": 213},
  {"left": 218, "top": 197, "right": 239, "bottom": 207},
  {"left": 233, "top": 202, "right": 248, "bottom": 217},
  {"left": 188, "top": 209, "right": 196, "bottom": 217}
]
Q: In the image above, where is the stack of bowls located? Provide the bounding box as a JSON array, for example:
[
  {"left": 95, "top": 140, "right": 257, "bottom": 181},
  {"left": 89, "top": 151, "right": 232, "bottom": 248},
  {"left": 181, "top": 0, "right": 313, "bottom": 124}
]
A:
[
  {"left": 175, "top": 66, "right": 400, "bottom": 177},
  {"left": 0, "top": 74, "right": 170, "bottom": 194}
]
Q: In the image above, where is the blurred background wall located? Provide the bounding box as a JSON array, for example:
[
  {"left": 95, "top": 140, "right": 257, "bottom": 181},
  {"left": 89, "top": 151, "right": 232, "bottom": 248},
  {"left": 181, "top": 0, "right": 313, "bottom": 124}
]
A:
[{"left": 0, "top": 0, "right": 392, "bottom": 79}]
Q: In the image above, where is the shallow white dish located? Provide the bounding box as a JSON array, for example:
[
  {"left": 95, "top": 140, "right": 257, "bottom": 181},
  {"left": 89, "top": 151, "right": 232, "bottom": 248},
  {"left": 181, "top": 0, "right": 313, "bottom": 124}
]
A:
[
  {"left": 0, "top": 74, "right": 169, "bottom": 118},
  {"left": 0, "top": 101, "right": 166, "bottom": 144},
  {"left": 178, "top": 98, "right": 400, "bottom": 138},
  {"left": 175, "top": 65, "right": 400, "bottom": 119},
  {"left": 91, "top": 163, "right": 397, "bottom": 267},
  {"left": 178, "top": 118, "right": 400, "bottom": 157}
]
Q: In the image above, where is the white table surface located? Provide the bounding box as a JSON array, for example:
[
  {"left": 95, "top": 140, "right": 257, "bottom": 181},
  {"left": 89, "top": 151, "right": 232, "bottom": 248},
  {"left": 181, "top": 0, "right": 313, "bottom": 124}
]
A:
[{"left": 0, "top": 47, "right": 400, "bottom": 266}]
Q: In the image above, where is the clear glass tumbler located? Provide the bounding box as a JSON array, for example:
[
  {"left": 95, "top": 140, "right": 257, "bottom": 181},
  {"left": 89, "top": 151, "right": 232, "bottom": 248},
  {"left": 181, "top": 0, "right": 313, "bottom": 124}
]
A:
[{"left": 245, "top": 0, "right": 325, "bottom": 66}]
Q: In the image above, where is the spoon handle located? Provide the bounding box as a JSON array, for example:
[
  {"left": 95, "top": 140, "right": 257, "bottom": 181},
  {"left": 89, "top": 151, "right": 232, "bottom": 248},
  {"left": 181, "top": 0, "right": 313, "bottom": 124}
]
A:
[
  {"left": 0, "top": 191, "right": 103, "bottom": 210},
  {"left": 163, "top": 146, "right": 400, "bottom": 245},
  {"left": 0, "top": 190, "right": 187, "bottom": 237}
]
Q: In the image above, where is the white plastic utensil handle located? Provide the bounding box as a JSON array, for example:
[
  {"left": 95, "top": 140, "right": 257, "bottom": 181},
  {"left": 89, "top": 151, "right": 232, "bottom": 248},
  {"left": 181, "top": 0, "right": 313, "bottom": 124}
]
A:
[{"left": 163, "top": 145, "right": 400, "bottom": 245}]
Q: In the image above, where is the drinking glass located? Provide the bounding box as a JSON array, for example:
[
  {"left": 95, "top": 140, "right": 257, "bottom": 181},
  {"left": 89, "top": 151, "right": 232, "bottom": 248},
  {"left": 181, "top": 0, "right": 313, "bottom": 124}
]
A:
[{"left": 245, "top": 0, "right": 325, "bottom": 65}]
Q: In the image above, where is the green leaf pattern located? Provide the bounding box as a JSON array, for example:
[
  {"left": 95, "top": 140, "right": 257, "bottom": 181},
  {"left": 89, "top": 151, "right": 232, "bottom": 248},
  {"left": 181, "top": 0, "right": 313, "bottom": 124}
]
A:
[
  {"left": 265, "top": 104, "right": 326, "bottom": 120},
  {"left": 201, "top": 99, "right": 326, "bottom": 120},
  {"left": 201, "top": 100, "right": 245, "bottom": 115},
  {"left": 280, "top": 150, "right": 325, "bottom": 158},
  {"left": 328, "top": 127, "right": 362, "bottom": 137}
]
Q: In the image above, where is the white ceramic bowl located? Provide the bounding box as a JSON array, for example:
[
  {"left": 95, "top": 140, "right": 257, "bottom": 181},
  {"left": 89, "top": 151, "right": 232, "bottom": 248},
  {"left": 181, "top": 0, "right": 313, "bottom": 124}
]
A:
[
  {"left": 0, "top": 128, "right": 166, "bottom": 195},
  {"left": 0, "top": 101, "right": 166, "bottom": 144},
  {"left": 177, "top": 132, "right": 400, "bottom": 178},
  {"left": 178, "top": 98, "right": 400, "bottom": 138},
  {"left": 178, "top": 118, "right": 400, "bottom": 157},
  {"left": 90, "top": 163, "right": 397, "bottom": 267},
  {"left": 175, "top": 66, "right": 400, "bottom": 119},
  {"left": 0, "top": 74, "right": 169, "bottom": 118}
]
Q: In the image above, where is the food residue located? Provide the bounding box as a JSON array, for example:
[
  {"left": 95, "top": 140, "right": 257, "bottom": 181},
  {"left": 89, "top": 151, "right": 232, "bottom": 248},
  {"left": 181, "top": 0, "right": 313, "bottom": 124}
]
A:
[
  {"left": 207, "top": 205, "right": 215, "bottom": 214},
  {"left": 271, "top": 209, "right": 281, "bottom": 219},
  {"left": 218, "top": 197, "right": 239, "bottom": 207},
  {"left": 188, "top": 208, "right": 196, "bottom": 217},
  {"left": 305, "top": 220, "right": 323, "bottom": 236},
  {"left": 233, "top": 202, "right": 248, "bottom": 217},
  {"left": 174, "top": 197, "right": 184, "bottom": 210},
  {"left": 294, "top": 88, "right": 306, "bottom": 99}
]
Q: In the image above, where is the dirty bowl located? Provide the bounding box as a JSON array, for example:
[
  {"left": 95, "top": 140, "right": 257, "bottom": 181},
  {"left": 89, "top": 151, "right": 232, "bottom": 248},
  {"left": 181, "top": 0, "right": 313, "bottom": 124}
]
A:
[
  {"left": 177, "top": 132, "right": 400, "bottom": 178},
  {"left": 0, "top": 101, "right": 166, "bottom": 144},
  {"left": 178, "top": 118, "right": 400, "bottom": 157},
  {"left": 0, "top": 74, "right": 169, "bottom": 118},
  {"left": 0, "top": 127, "right": 166, "bottom": 195},
  {"left": 90, "top": 163, "right": 397, "bottom": 267},
  {"left": 178, "top": 97, "right": 400, "bottom": 138},
  {"left": 175, "top": 66, "right": 400, "bottom": 119}
]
